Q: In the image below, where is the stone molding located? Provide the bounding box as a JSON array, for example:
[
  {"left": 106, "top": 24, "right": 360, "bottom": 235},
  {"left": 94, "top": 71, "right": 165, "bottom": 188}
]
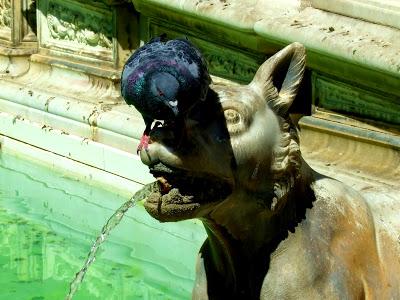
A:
[
  {"left": 300, "top": 111, "right": 400, "bottom": 187},
  {"left": 0, "top": 73, "right": 398, "bottom": 189},
  {"left": 0, "top": 57, "right": 123, "bottom": 103},
  {"left": 148, "top": 21, "right": 263, "bottom": 83}
]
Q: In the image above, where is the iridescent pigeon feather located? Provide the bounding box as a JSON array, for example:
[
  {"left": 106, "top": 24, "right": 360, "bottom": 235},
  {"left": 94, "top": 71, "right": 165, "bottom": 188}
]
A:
[{"left": 121, "top": 36, "right": 211, "bottom": 153}]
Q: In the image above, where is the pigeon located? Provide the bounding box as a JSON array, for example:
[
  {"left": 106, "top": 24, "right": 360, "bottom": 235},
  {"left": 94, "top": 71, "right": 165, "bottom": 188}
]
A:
[{"left": 121, "top": 35, "right": 211, "bottom": 153}]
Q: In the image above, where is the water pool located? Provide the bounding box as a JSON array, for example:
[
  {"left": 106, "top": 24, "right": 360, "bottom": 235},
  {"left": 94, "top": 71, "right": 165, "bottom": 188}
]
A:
[{"left": 0, "top": 152, "right": 206, "bottom": 300}]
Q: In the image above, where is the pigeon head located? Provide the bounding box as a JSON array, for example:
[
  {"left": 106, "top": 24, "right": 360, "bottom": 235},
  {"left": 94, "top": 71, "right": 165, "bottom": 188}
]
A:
[{"left": 149, "top": 72, "right": 180, "bottom": 118}]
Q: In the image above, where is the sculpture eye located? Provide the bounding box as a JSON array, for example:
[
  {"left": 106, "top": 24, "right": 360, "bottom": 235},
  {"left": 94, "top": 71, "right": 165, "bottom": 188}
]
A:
[
  {"left": 223, "top": 103, "right": 251, "bottom": 136},
  {"left": 224, "top": 109, "right": 241, "bottom": 125}
]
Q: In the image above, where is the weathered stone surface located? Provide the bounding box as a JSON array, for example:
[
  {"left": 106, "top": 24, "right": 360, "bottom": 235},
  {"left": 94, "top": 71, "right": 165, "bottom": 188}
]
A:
[
  {"left": 254, "top": 7, "right": 400, "bottom": 92},
  {"left": 134, "top": 0, "right": 287, "bottom": 32},
  {"left": 311, "top": 0, "right": 400, "bottom": 30},
  {"left": 300, "top": 111, "right": 400, "bottom": 187}
]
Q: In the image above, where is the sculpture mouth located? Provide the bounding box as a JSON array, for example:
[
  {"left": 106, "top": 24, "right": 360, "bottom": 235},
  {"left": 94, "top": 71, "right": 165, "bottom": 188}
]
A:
[{"left": 144, "top": 162, "right": 232, "bottom": 222}]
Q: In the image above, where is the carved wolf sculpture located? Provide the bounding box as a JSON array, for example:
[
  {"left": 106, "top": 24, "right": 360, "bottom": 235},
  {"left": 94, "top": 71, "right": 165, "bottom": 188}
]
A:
[{"left": 139, "top": 43, "right": 400, "bottom": 299}]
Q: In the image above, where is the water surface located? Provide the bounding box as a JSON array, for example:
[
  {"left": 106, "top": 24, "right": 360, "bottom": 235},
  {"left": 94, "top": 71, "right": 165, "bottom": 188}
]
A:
[{"left": 0, "top": 153, "right": 205, "bottom": 300}]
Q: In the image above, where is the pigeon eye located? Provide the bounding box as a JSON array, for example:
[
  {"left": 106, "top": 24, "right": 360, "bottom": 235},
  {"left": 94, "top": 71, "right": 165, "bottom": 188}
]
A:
[{"left": 157, "top": 89, "right": 165, "bottom": 97}]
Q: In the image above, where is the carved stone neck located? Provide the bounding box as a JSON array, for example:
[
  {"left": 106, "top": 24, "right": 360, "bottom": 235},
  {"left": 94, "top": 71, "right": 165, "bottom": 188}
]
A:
[{"left": 201, "top": 162, "right": 316, "bottom": 299}]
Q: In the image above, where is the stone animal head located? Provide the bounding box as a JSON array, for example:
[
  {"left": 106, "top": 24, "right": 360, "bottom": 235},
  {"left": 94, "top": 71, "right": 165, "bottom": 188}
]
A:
[{"left": 140, "top": 43, "right": 306, "bottom": 225}]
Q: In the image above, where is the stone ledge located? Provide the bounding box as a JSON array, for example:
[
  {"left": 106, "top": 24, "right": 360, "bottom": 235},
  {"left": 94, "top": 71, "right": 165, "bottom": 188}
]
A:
[
  {"left": 254, "top": 7, "right": 400, "bottom": 95},
  {"left": 133, "top": 0, "right": 268, "bottom": 32},
  {"left": 0, "top": 79, "right": 144, "bottom": 153},
  {"left": 0, "top": 61, "right": 122, "bottom": 104},
  {"left": 0, "top": 45, "right": 37, "bottom": 56},
  {"left": 0, "top": 134, "right": 142, "bottom": 198},
  {"left": 133, "top": 0, "right": 400, "bottom": 96},
  {"left": 300, "top": 111, "right": 400, "bottom": 187},
  {"left": 0, "top": 109, "right": 153, "bottom": 184},
  {"left": 30, "top": 53, "right": 121, "bottom": 80},
  {"left": 302, "top": 111, "right": 400, "bottom": 148},
  {"left": 311, "top": 0, "right": 400, "bottom": 30}
]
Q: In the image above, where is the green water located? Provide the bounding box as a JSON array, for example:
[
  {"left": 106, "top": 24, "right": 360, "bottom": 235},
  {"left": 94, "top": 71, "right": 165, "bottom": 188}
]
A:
[{"left": 0, "top": 152, "right": 206, "bottom": 300}]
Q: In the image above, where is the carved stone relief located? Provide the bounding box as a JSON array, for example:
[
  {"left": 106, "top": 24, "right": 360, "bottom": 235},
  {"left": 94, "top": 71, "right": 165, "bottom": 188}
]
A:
[
  {"left": 46, "top": 2, "right": 113, "bottom": 49},
  {"left": 313, "top": 73, "right": 400, "bottom": 125},
  {"left": 203, "top": 51, "right": 259, "bottom": 82},
  {"left": 0, "top": 0, "right": 11, "bottom": 30},
  {"left": 36, "top": 0, "right": 116, "bottom": 66},
  {"left": 24, "top": 0, "right": 130, "bottom": 82},
  {"left": 0, "top": 0, "right": 12, "bottom": 40},
  {"left": 0, "top": 0, "right": 37, "bottom": 54}
]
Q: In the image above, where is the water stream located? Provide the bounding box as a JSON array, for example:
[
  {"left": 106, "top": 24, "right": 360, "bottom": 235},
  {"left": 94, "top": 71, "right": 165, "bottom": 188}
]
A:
[{"left": 65, "top": 182, "right": 158, "bottom": 300}]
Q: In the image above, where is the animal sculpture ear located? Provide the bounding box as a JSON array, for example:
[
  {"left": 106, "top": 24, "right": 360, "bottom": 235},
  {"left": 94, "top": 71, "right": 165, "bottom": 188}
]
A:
[{"left": 250, "top": 42, "right": 306, "bottom": 116}]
